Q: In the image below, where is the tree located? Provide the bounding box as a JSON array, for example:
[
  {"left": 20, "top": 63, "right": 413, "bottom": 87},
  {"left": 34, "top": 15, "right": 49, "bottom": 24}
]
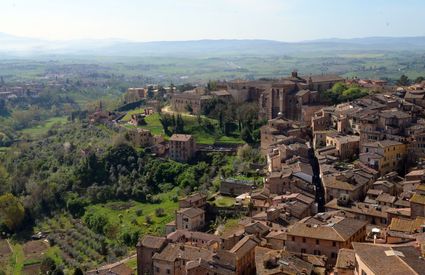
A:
[
  {"left": 40, "top": 257, "right": 56, "bottom": 274},
  {"left": 83, "top": 212, "right": 109, "bottom": 234},
  {"left": 66, "top": 194, "right": 88, "bottom": 218},
  {"left": 240, "top": 127, "right": 253, "bottom": 144},
  {"left": 0, "top": 193, "right": 25, "bottom": 232},
  {"left": 175, "top": 114, "right": 185, "bottom": 133},
  {"left": 155, "top": 208, "right": 165, "bottom": 217},
  {"left": 186, "top": 104, "right": 193, "bottom": 114},
  {"left": 207, "top": 80, "right": 218, "bottom": 91},
  {"left": 145, "top": 215, "right": 153, "bottom": 224},
  {"left": 0, "top": 165, "right": 9, "bottom": 193},
  {"left": 159, "top": 114, "right": 173, "bottom": 136},
  {"left": 147, "top": 87, "right": 154, "bottom": 98},
  {"left": 415, "top": 76, "right": 425, "bottom": 84},
  {"left": 397, "top": 74, "right": 410, "bottom": 86}
]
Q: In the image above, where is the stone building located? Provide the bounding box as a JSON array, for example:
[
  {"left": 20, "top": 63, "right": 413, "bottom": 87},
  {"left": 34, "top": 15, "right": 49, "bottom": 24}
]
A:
[
  {"left": 171, "top": 88, "right": 212, "bottom": 114},
  {"left": 410, "top": 184, "right": 425, "bottom": 219},
  {"left": 333, "top": 248, "right": 355, "bottom": 275},
  {"left": 152, "top": 244, "right": 213, "bottom": 275},
  {"left": 169, "top": 134, "right": 197, "bottom": 162},
  {"left": 125, "top": 87, "right": 146, "bottom": 103},
  {"left": 322, "top": 169, "right": 373, "bottom": 202},
  {"left": 258, "top": 71, "right": 343, "bottom": 120},
  {"left": 325, "top": 134, "right": 360, "bottom": 161},
  {"left": 175, "top": 207, "right": 205, "bottom": 231},
  {"left": 359, "top": 140, "right": 407, "bottom": 175},
  {"left": 352, "top": 243, "right": 425, "bottom": 275},
  {"left": 178, "top": 192, "right": 207, "bottom": 209},
  {"left": 136, "top": 235, "right": 168, "bottom": 275},
  {"left": 219, "top": 178, "right": 256, "bottom": 196},
  {"left": 285, "top": 215, "right": 367, "bottom": 266}
]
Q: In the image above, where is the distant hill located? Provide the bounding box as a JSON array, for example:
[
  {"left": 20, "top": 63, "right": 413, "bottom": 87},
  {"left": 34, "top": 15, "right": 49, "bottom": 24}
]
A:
[{"left": 1, "top": 33, "right": 425, "bottom": 57}]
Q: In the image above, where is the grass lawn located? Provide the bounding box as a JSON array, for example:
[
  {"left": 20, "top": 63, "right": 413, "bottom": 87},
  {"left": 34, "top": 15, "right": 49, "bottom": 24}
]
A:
[
  {"left": 142, "top": 113, "right": 166, "bottom": 136},
  {"left": 125, "top": 257, "right": 137, "bottom": 272},
  {"left": 122, "top": 108, "right": 150, "bottom": 122},
  {"left": 212, "top": 195, "right": 236, "bottom": 207},
  {"left": 0, "top": 147, "right": 10, "bottom": 156},
  {"left": 123, "top": 110, "right": 244, "bottom": 145},
  {"left": 19, "top": 116, "right": 68, "bottom": 139},
  {"left": 84, "top": 189, "right": 179, "bottom": 238},
  {"left": 9, "top": 242, "right": 24, "bottom": 275},
  {"left": 4, "top": 240, "right": 64, "bottom": 275},
  {"left": 216, "top": 135, "right": 245, "bottom": 144},
  {"left": 232, "top": 174, "right": 256, "bottom": 181}
]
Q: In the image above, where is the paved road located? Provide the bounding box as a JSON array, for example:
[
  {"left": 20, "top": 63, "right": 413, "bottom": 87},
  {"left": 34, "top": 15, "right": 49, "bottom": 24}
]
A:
[{"left": 309, "top": 147, "right": 325, "bottom": 212}]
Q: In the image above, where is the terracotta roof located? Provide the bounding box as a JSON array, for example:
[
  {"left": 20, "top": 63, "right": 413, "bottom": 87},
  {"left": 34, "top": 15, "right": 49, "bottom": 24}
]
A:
[
  {"left": 166, "top": 229, "right": 221, "bottom": 244},
  {"left": 389, "top": 217, "right": 425, "bottom": 233},
  {"left": 179, "top": 192, "right": 206, "bottom": 203},
  {"left": 405, "top": 169, "right": 425, "bottom": 178},
  {"left": 410, "top": 193, "right": 425, "bottom": 205},
  {"left": 177, "top": 207, "right": 204, "bottom": 218},
  {"left": 287, "top": 216, "right": 367, "bottom": 242},
  {"left": 170, "top": 134, "right": 193, "bottom": 142},
  {"left": 367, "top": 189, "right": 384, "bottom": 196},
  {"left": 245, "top": 221, "right": 270, "bottom": 236},
  {"left": 138, "top": 235, "right": 167, "bottom": 249},
  {"left": 152, "top": 243, "right": 213, "bottom": 262},
  {"left": 379, "top": 109, "right": 411, "bottom": 119},
  {"left": 266, "top": 229, "right": 287, "bottom": 240},
  {"left": 87, "top": 263, "right": 134, "bottom": 275},
  {"left": 255, "top": 247, "right": 314, "bottom": 275},
  {"left": 229, "top": 235, "right": 259, "bottom": 258},
  {"left": 335, "top": 248, "right": 355, "bottom": 270},
  {"left": 325, "top": 199, "right": 388, "bottom": 219},
  {"left": 212, "top": 90, "right": 231, "bottom": 97},
  {"left": 376, "top": 193, "right": 396, "bottom": 204},
  {"left": 352, "top": 242, "right": 425, "bottom": 275},
  {"left": 385, "top": 207, "right": 411, "bottom": 217},
  {"left": 363, "top": 139, "right": 404, "bottom": 148},
  {"left": 304, "top": 74, "right": 344, "bottom": 83}
]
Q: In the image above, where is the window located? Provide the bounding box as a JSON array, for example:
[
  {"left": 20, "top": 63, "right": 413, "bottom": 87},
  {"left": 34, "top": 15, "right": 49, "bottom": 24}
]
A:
[
  {"left": 331, "top": 252, "right": 337, "bottom": 258},
  {"left": 156, "top": 267, "right": 160, "bottom": 273},
  {"left": 292, "top": 236, "right": 295, "bottom": 241},
  {"left": 361, "top": 270, "right": 368, "bottom": 275},
  {"left": 302, "top": 237, "right": 306, "bottom": 243},
  {"left": 167, "top": 269, "right": 171, "bottom": 274},
  {"left": 301, "top": 248, "right": 306, "bottom": 253},
  {"left": 316, "top": 239, "right": 319, "bottom": 245},
  {"left": 333, "top": 241, "right": 337, "bottom": 247}
]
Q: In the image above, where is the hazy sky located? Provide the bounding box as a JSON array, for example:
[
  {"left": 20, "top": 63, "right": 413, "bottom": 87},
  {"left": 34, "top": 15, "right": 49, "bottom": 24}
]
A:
[{"left": 1, "top": 0, "right": 425, "bottom": 41}]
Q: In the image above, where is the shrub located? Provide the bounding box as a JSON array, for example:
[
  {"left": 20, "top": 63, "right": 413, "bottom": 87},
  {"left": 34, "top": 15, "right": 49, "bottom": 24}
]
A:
[
  {"left": 83, "top": 213, "right": 109, "bottom": 235},
  {"left": 155, "top": 208, "right": 165, "bottom": 217},
  {"left": 145, "top": 215, "right": 153, "bottom": 224},
  {"left": 135, "top": 209, "right": 143, "bottom": 216}
]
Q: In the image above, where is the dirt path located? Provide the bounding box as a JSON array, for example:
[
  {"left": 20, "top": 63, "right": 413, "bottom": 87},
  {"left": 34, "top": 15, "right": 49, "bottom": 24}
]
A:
[{"left": 161, "top": 105, "right": 196, "bottom": 118}]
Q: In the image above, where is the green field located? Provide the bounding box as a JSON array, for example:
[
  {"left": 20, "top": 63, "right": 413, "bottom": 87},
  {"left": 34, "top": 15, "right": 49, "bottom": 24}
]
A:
[
  {"left": 122, "top": 108, "right": 150, "bottom": 122},
  {"left": 211, "top": 195, "right": 236, "bottom": 207},
  {"left": 124, "top": 112, "right": 244, "bottom": 145},
  {"left": 84, "top": 189, "right": 179, "bottom": 237},
  {"left": 4, "top": 241, "right": 64, "bottom": 275},
  {"left": 19, "top": 116, "right": 68, "bottom": 138}
]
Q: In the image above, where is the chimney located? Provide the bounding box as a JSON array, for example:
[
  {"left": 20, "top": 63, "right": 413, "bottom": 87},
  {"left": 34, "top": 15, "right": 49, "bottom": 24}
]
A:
[{"left": 291, "top": 70, "right": 298, "bottom": 78}]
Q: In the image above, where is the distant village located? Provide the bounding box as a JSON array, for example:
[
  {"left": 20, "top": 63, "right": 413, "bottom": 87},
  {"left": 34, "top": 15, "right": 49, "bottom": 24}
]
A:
[{"left": 82, "top": 71, "right": 425, "bottom": 275}]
